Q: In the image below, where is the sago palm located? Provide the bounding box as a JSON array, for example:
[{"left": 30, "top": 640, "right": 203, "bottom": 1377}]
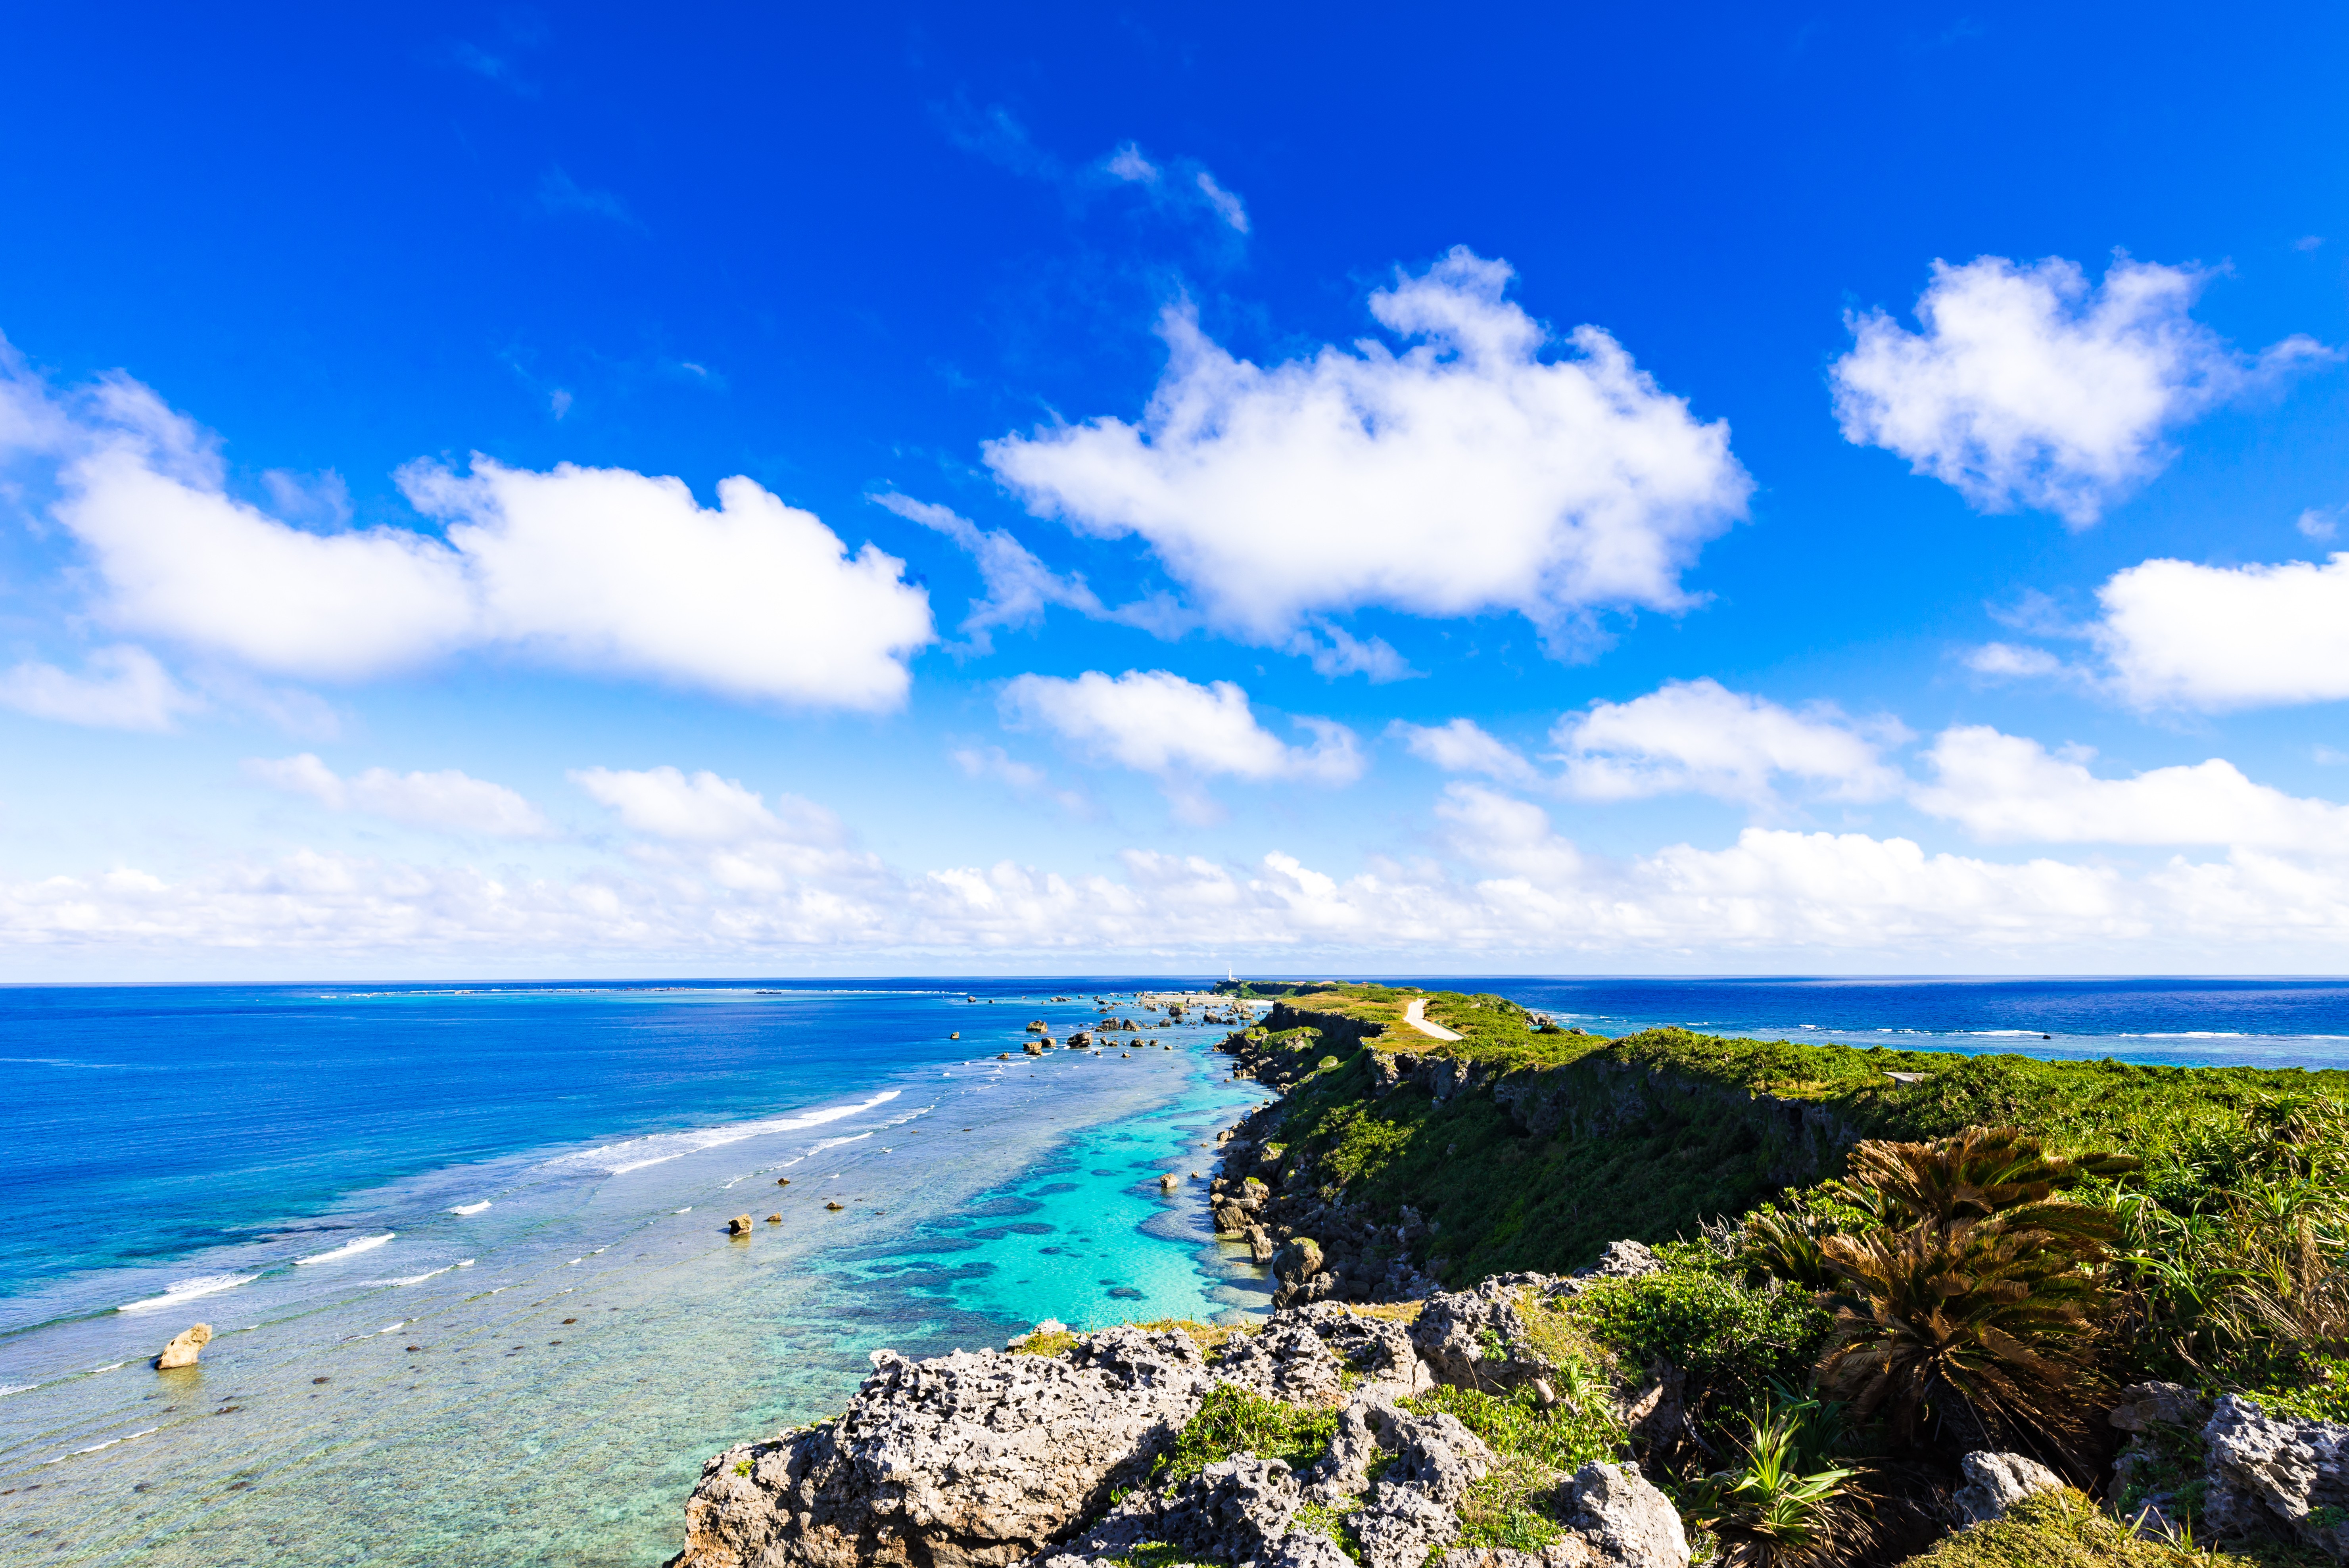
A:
[{"left": 1814, "top": 1210, "right": 2109, "bottom": 1454}]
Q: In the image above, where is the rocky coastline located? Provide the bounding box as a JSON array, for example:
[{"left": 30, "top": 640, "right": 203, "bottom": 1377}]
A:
[{"left": 669, "top": 992, "right": 2349, "bottom": 1568}]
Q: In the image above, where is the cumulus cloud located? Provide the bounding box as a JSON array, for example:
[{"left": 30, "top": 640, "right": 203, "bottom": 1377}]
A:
[
  {"left": 247, "top": 753, "right": 552, "bottom": 837},
  {"left": 1832, "top": 254, "right": 2329, "bottom": 526},
  {"left": 0, "top": 645, "right": 200, "bottom": 731},
  {"left": 985, "top": 248, "right": 1750, "bottom": 655},
  {"left": 2083, "top": 551, "right": 2349, "bottom": 710},
  {"left": 569, "top": 766, "right": 840, "bottom": 845},
  {"left": 3, "top": 355, "right": 934, "bottom": 709},
  {"left": 1388, "top": 718, "right": 1539, "bottom": 785},
  {"left": 1551, "top": 679, "right": 1908, "bottom": 804},
  {"left": 1000, "top": 669, "right": 1364, "bottom": 798},
  {"left": 1913, "top": 725, "right": 2349, "bottom": 851}
]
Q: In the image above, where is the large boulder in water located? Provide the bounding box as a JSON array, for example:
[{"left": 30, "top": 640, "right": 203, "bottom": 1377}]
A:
[{"left": 154, "top": 1322, "right": 212, "bottom": 1370}]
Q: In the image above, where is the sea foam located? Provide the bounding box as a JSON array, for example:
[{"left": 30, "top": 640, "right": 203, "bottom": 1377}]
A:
[
  {"left": 119, "top": 1273, "right": 259, "bottom": 1314},
  {"left": 556, "top": 1089, "right": 902, "bottom": 1176},
  {"left": 449, "top": 1201, "right": 492, "bottom": 1215},
  {"left": 296, "top": 1233, "right": 395, "bottom": 1266}
]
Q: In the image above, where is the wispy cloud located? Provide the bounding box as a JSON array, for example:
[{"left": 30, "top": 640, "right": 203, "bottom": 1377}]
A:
[{"left": 537, "top": 167, "right": 636, "bottom": 226}]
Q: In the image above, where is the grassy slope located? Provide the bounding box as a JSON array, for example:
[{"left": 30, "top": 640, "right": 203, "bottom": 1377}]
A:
[{"left": 1247, "top": 986, "right": 2349, "bottom": 1282}]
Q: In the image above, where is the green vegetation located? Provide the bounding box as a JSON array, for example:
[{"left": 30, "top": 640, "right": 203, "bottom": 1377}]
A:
[
  {"left": 1890, "top": 1489, "right": 2265, "bottom": 1566},
  {"left": 1153, "top": 1383, "right": 1339, "bottom": 1486},
  {"left": 1565, "top": 1263, "right": 1833, "bottom": 1431},
  {"left": 1683, "top": 1397, "right": 1871, "bottom": 1567}
]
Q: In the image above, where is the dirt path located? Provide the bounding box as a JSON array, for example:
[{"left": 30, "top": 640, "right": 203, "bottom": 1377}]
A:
[{"left": 1402, "top": 995, "right": 1463, "bottom": 1042}]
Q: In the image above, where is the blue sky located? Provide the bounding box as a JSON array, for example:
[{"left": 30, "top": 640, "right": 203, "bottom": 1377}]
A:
[{"left": 5, "top": 2, "right": 2349, "bottom": 977}]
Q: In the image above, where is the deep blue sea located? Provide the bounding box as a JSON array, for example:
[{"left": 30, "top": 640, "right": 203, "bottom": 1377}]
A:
[{"left": 2, "top": 974, "right": 2345, "bottom": 1566}]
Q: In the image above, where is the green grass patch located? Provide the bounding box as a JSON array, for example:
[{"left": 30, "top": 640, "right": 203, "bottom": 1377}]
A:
[
  {"left": 1404, "top": 1382, "right": 1624, "bottom": 1473},
  {"left": 1890, "top": 1487, "right": 2273, "bottom": 1566},
  {"left": 1153, "top": 1384, "right": 1338, "bottom": 1486}
]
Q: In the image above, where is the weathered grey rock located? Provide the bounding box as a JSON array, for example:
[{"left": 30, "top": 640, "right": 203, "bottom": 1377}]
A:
[
  {"left": 2204, "top": 1394, "right": 2349, "bottom": 1559},
  {"left": 1620, "top": 1362, "right": 1684, "bottom": 1449},
  {"left": 1560, "top": 1462, "right": 1689, "bottom": 1567},
  {"left": 1410, "top": 1280, "right": 1545, "bottom": 1391},
  {"left": 2109, "top": 1381, "right": 2209, "bottom": 1433},
  {"left": 1284, "top": 1303, "right": 1434, "bottom": 1397},
  {"left": 1248, "top": 1226, "right": 1277, "bottom": 1265},
  {"left": 1440, "top": 1545, "right": 1606, "bottom": 1568},
  {"left": 1585, "top": 1241, "right": 1659, "bottom": 1282},
  {"left": 1952, "top": 1451, "right": 2064, "bottom": 1525},
  {"left": 1040, "top": 1456, "right": 1302, "bottom": 1568},
  {"left": 668, "top": 1326, "right": 1211, "bottom": 1568},
  {"left": 154, "top": 1322, "right": 211, "bottom": 1370},
  {"left": 1270, "top": 1530, "right": 1356, "bottom": 1568},
  {"left": 1356, "top": 1484, "right": 1459, "bottom": 1568},
  {"left": 1211, "top": 1322, "right": 1346, "bottom": 1405},
  {"left": 1273, "top": 1238, "right": 1324, "bottom": 1286},
  {"left": 1156, "top": 1456, "right": 1302, "bottom": 1562}
]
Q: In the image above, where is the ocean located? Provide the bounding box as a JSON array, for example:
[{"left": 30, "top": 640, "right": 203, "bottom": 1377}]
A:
[{"left": 2, "top": 974, "right": 2345, "bottom": 1565}]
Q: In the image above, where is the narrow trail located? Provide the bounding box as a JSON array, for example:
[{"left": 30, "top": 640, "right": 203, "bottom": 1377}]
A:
[{"left": 1402, "top": 996, "right": 1462, "bottom": 1042}]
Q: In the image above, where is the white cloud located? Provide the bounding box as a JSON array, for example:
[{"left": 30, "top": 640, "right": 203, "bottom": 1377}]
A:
[
  {"left": 1000, "top": 669, "right": 1364, "bottom": 789},
  {"left": 952, "top": 745, "right": 1094, "bottom": 816},
  {"left": 25, "top": 781, "right": 2349, "bottom": 972},
  {"left": 1193, "top": 171, "right": 1249, "bottom": 234},
  {"left": 1388, "top": 718, "right": 1539, "bottom": 786},
  {"left": 869, "top": 491, "right": 1106, "bottom": 654},
  {"left": 1831, "top": 254, "right": 2328, "bottom": 525},
  {"left": 1913, "top": 726, "right": 2349, "bottom": 851},
  {"left": 404, "top": 459, "right": 933, "bottom": 707},
  {"left": 985, "top": 247, "right": 1750, "bottom": 654},
  {"left": 569, "top": 766, "right": 835, "bottom": 845},
  {"left": 1551, "top": 678, "right": 1908, "bottom": 803},
  {"left": 2087, "top": 551, "right": 2349, "bottom": 710},
  {"left": 1965, "top": 642, "right": 2068, "bottom": 679},
  {"left": 2298, "top": 507, "right": 2339, "bottom": 542},
  {"left": 5, "top": 357, "right": 934, "bottom": 709},
  {"left": 0, "top": 645, "right": 199, "bottom": 731},
  {"left": 246, "top": 753, "right": 552, "bottom": 837}
]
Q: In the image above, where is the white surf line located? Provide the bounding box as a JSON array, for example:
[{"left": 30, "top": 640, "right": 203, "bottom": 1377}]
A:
[
  {"left": 449, "top": 1201, "right": 492, "bottom": 1215},
  {"left": 296, "top": 1233, "right": 395, "bottom": 1266},
  {"left": 44, "top": 1427, "right": 157, "bottom": 1464},
  {"left": 118, "top": 1272, "right": 261, "bottom": 1314},
  {"left": 1402, "top": 996, "right": 1463, "bottom": 1042}
]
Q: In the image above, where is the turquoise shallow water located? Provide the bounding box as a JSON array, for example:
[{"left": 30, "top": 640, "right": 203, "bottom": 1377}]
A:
[{"left": 0, "top": 983, "right": 1271, "bottom": 1566}]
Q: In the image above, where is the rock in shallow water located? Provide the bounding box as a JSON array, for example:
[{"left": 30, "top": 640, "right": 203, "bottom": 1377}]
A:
[{"left": 154, "top": 1322, "right": 211, "bottom": 1370}]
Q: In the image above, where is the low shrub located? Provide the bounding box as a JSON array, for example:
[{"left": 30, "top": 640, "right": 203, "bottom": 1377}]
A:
[{"left": 1568, "top": 1267, "right": 1833, "bottom": 1441}]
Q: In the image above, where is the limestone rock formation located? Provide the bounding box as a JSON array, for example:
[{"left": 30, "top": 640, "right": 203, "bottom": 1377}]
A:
[
  {"left": 2109, "top": 1381, "right": 2209, "bottom": 1432},
  {"left": 2203, "top": 1395, "right": 2349, "bottom": 1559},
  {"left": 1952, "top": 1451, "right": 2064, "bottom": 1524},
  {"left": 668, "top": 1326, "right": 1211, "bottom": 1568},
  {"left": 1409, "top": 1280, "right": 1548, "bottom": 1391},
  {"left": 154, "top": 1322, "right": 211, "bottom": 1370}
]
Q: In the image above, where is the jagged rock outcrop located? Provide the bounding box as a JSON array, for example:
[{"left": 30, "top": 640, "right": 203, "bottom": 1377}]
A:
[
  {"left": 2108, "top": 1381, "right": 2209, "bottom": 1432},
  {"left": 1952, "top": 1451, "right": 2063, "bottom": 1524},
  {"left": 1436, "top": 1464, "right": 1688, "bottom": 1568},
  {"left": 1410, "top": 1279, "right": 1551, "bottom": 1391},
  {"left": 1209, "top": 1321, "right": 1346, "bottom": 1404},
  {"left": 2203, "top": 1395, "right": 2349, "bottom": 1560},
  {"left": 667, "top": 1327, "right": 1211, "bottom": 1568}
]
